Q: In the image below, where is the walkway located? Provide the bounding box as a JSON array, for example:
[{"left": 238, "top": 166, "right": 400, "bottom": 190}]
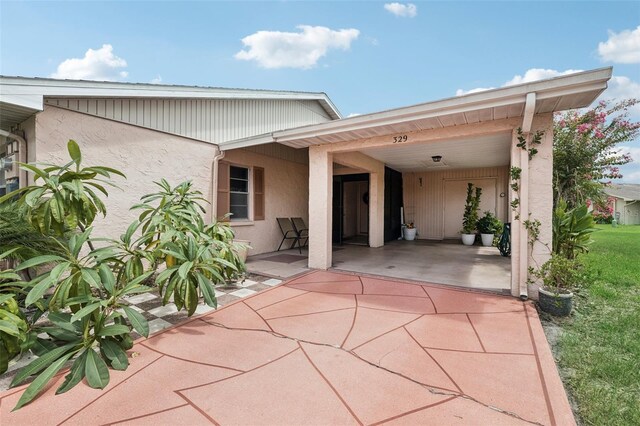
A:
[{"left": 0, "top": 271, "right": 574, "bottom": 425}]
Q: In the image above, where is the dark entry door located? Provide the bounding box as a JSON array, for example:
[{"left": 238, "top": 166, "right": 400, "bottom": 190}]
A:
[
  {"left": 384, "top": 167, "right": 403, "bottom": 242},
  {"left": 332, "top": 178, "right": 343, "bottom": 244},
  {"left": 333, "top": 173, "right": 370, "bottom": 244}
]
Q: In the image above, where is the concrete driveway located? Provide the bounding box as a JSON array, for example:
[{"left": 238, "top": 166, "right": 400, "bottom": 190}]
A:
[{"left": 0, "top": 271, "right": 574, "bottom": 425}]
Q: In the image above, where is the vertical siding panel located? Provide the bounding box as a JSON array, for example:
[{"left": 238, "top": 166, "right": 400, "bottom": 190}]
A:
[
  {"left": 40, "top": 96, "right": 331, "bottom": 144},
  {"left": 403, "top": 166, "right": 509, "bottom": 240}
]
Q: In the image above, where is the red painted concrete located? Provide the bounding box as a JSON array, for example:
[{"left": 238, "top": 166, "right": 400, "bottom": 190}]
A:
[{"left": 0, "top": 270, "right": 575, "bottom": 425}]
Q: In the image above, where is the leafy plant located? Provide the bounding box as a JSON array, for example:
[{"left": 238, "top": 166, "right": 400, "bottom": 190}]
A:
[
  {"left": 0, "top": 201, "right": 66, "bottom": 264},
  {"left": 0, "top": 249, "right": 29, "bottom": 374},
  {"left": 477, "top": 211, "right": 502, "bottom": 235},
  {"left": 552, "top": 200, "right": 597, "bottom": 259},
  {"left": 0, "top": 139, "right": 124, "bottom": 243},
  {"left": 554, "top": 99, "right": 639, "bottom": 208},
  {"left": 133, "top": 180, "right": 245, "bottom": 313},
  {"left": 532, "top": 254, "right": 584, "bottom": 295},
  {"left": 461, "top": 183, "right": 482, "bottom": 234},
  {"left": 1, "top": 140, "right": 246, "bottom": 410}
]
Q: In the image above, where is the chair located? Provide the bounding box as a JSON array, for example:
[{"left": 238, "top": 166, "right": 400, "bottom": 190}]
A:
[
  {"left": 291, "top": 217, "right": 309, "bottom": 249},
  {"left": 277, "top": 218, "right": 303, "bottom": 253}
]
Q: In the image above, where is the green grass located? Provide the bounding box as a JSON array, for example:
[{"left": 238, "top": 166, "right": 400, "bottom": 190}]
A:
[{"left": 557, "top": 225, "right": 640, "bottom": 425}]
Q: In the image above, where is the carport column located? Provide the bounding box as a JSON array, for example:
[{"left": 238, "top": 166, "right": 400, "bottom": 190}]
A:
[
  {"left": 308, "top": 146, "right": 333, "bottom": 269},
  {"left": 510, "top": 129, "right": 524, "bottom": 297},
  {"left": 369, "top": 169, "right": 385, "bottom": 248}
]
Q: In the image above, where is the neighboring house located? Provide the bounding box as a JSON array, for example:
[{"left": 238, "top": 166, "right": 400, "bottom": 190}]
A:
[
  {"left": 604, "top": 184, "right": 640, "bottom": 225},
  {"left": 0, "top": 67, "right": 613, "bottom": 298}
]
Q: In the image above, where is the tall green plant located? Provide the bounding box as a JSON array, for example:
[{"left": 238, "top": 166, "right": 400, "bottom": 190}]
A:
[
  {"left": 552, "top": 200, "right": 597, "bottom": 259},
  {"left": 132, "top": 180, "right": 245, "bottom": 315},
  {"left": 462, "top": 183, "right": 482, "bottom": 234},
  {"left": 0, "top": 202, "right": 66, "bottom": 263},
  {"left": 0, "top": 249, "right": 29, "bottom": 374},
  {"left": 0, "top": 140, "right": 124, "bottom": 241},
  {"left": 2, "top": 141, "right": 246, "bottom": 410}
]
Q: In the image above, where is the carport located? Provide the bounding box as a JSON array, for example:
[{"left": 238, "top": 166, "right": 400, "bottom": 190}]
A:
[{"left": 225, "top": 68, "right": 612, "bottom": 298}]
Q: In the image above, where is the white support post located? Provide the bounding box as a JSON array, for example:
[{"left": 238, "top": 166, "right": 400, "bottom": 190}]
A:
[
  {"left": 369, "top": 170, "right": 385, "bottom": 248},
  {"left": 308, "top": 147, "right": 333, "bottom": 269},
  {"left": 510, "top": 131, "right": 522, "bottom": 297}
]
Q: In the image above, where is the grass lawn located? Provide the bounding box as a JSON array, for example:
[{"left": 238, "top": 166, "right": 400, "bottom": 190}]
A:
[{"left": 556, "top": 225, "right": 640, "bottom": 425}]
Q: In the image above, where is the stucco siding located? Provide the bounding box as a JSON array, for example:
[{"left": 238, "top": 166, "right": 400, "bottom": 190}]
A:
[
  {"left": 402, "top": 166, "right": 509, "bottom": 239},
  {"left": 44, "top": 98, "right": 331, "bottom": 144},
  {"left": 223, "top": 148, "right": 309, "bottom": 255},
  {"left": 35, "top": 105, "right": 218, "bottom": 241}
]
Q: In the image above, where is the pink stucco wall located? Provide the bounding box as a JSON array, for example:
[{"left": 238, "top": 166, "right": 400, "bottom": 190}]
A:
[
  {"left": 223, "top": 148, "right": 309, "bottom": 255},
  {"left": 33, "top": 106, "right": 308, "bottom": 256},
  {"left": 34, "top": 106, "right": 218, "bottom": 242}
]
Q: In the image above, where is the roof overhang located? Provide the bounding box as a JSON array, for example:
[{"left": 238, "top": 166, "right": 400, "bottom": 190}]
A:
[
  {"left": 222, "top": 67, "right": 613, "bottom": 150},
  {"left": 0, "top": 76, "right": 341, "bottom": 131}
]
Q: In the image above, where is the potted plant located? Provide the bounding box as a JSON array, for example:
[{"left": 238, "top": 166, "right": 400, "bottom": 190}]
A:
[
  {"left": 477, "top": 211, "right": 503, "bottom": 247},
  {"left": 533, "top": 254, "right": 583, "bottom": 316},
  {"left": 461, "top": 183, "right": 482, "bottom": 246},
  {"left": 403, "top": 222, "right": 417, "bottom": 241}
]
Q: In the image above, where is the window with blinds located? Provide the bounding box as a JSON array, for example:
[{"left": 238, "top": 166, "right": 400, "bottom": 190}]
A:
[{"left": 217, "top": 161, "right": 264, "bottom": 222}]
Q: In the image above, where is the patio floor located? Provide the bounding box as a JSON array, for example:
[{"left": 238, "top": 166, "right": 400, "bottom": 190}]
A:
[
  {"left": 247, "top": 240, "right": 511, "bottom": 292},
  {"left": 0, "top": 271, "right": 574, "bottom": 425}
]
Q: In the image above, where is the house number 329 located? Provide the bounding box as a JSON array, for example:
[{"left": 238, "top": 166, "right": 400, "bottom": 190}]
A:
[{"left": 393, "top": 135, "right": 408, "bottom": 143}]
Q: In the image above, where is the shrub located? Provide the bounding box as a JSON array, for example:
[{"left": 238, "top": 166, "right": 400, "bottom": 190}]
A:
[
  {"left": 0, "top": 140, "right": 244, "bottom": 409},
  {"left": 477, "top": 211, "right": 503, "bottom": 235},
  {"left": 461, "top": 183, "right": 482, "bottom": 234},
  {"left": 552, "top": 200, "right": 597, "bottom": 260}
]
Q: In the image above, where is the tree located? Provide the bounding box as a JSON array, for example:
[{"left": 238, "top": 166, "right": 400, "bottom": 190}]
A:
[{"left": 553, "top": 98, "right": 639, "bottom": 208}]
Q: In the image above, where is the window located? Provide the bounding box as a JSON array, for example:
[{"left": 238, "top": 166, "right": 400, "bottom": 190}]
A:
[
  {"left": 217, "top": 162, "right": 265, "bottom": 222},
  {"left": 229, "top": 166, "right": 249, "bottom": 220}
]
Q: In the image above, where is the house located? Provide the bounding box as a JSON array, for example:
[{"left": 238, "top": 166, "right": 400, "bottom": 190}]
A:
[
  {"left": 0, "top": 67, "right": 613, "bottom": 299},
  {"left": 604, "top": 184, "right": 640, "bottom": 225}
]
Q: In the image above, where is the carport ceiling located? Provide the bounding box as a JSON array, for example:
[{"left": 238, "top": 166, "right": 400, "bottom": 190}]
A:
[{"left": 359, "top": 132, "right": 511, "bottom": 172}]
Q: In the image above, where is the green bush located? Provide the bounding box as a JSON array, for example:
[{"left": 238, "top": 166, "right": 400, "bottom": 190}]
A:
[
  {"left": 552, "top": 199, "right": 597, "bottom": 259},
  {"left": 0, "top": 140, "right": 245, "bottom": 410},
  {"left": 476, "top": 211, "right": 502, "bottom": 235},
  {"left": 461, "top": 183, "right": 482, "bottom": 234}
]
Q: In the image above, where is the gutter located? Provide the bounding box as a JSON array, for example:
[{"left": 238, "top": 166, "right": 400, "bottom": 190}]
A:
[
  {"left": 0, "top": 129, "right": 27, "bottom": 188},
  {"left": 210, "top": 146, "right": 225, "bottom": 223}
]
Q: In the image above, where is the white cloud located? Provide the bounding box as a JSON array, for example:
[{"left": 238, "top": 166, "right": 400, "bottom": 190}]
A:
[
  {"left": 51, "top": 44, "right": 128, "bottom": 81},
  {"left": 503, "top": 68, "right": 583, "bottom": 86},
  {"left": 456, "top": 68, "right": 583, "bottom": 96},
  {"left": 384, "top": 3, "right": 417, "bottom": 18},
  {"left": 601, "top": 75, "right": 640, "bottom": 117},
  {"left": 455, "top": 87, "right": 495, "bottom": 96},
  {"left": 234, "top": 25, "right": 360, "bottom": 69},
  {"left": 619, "top": 146, "right": 640, "bottom": 163},
  {"left": 598, "top": 26, "right": 640, "bottom": 64},
  {"left": 150, "top": 75, "right": 162, "bottom": 84},
  {"left": 347, "top": 113, "right": 361, "bottom": 118}
]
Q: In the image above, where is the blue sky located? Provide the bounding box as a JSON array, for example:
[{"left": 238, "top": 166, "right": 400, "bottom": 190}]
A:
[{"left": 1, "top": 1, "right": 639, "bottom": 180}]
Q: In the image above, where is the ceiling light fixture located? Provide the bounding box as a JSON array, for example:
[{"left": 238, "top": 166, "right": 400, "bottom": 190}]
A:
[{"left": 432, "top": 155, "right": 443, "bottom": 163}]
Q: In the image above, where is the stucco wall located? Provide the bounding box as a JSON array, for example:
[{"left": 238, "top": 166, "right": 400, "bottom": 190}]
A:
[
  {"left": 403, "top": 166, "right": 509, "bottom": 239},
  {"left": 34, "top": 105, "right": 218, "bottom": 242},
  {"left": 222, "top": 148, "right": 309, "bottom": 255}
]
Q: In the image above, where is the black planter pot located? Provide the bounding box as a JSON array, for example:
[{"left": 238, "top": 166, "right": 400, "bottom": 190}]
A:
[{"left": 538, "top": 287, "right": 573, "bottom": 317}]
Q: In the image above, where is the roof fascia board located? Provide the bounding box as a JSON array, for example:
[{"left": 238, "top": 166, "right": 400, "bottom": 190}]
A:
[
  {"left": 0, "top": 94, "right": 43, "bottom": 111},
  {"left": 269, "top": 68, "right": 612, "bottom": 142},
  {"left": 0, "top": 77, "right": 341, "bottom": 119}
]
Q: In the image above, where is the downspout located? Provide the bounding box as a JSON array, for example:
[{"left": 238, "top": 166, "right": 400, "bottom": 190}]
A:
[
  {"left": 519, "top": 93, "right": 536, "bottom": 299},
  {"left": 0, "top": 129, "right": 28, "bottom": 188},
  {"left": 210, "top": 145, "right": 225, "bottom": 223}
]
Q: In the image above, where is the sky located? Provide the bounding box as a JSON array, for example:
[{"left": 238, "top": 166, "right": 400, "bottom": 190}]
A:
[{"left": 1, "top": 0, "right": 639, "bottom": 180}]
